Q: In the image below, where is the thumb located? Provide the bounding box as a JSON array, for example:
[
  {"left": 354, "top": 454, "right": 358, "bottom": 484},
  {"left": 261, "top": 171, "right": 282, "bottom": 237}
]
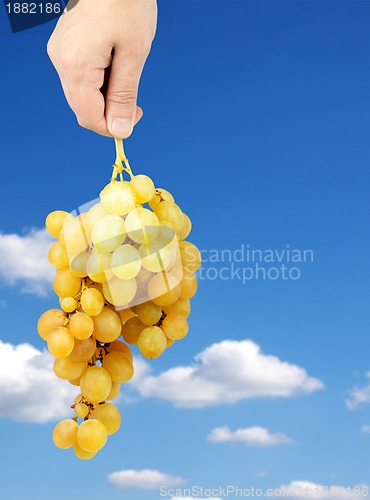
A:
[{"left": 105, "top": 46, "right": 147, "bottom": 139}]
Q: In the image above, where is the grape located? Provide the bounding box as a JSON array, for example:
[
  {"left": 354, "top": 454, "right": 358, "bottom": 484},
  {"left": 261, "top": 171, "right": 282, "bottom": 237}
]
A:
[
  {"left": 139, "top": 240, "right": 171, "bottom": 273},
  {"left": 106, "top": 382, "right": 121, "bottom": 401},
  {"left": 117, "top": 308, "right": 136, "bottom": 324},
  {"left": 107, "top": 340, "right": 133, "bottom": 362},
  {"left": 100, "top": 181, "right": 136, "bottom": 216},
  {"left": 125, "top": 207, "right": 160, "bottom": 243},
  {"left": 154, "top": 201, "right": 184, "bottom": 233},
  {"left": 77, "top": 419, "right": 108, "bottom": 453},
  {"left": 92, "top": 402, "right": 121, "bottom": 435},
  {"left": 48, "top": 241, "right": 69, "bottom": 269},
  {"left": 102, "top": 351, "right": 134, "bottom": 383},
  {"left": 69, "top": 336, "right": 96, "bottom": 362},
  {"left": 37, "top": 309, "right": 66, "bottom": 340},
  {"left": 179, "top": 241, "right": 202, "bottom": 272},
  {"left": 102, "top": 276, "right": 137, "bottom": 307},
  {"left": 47, "top": 327, "right": 75, "bottom": 358},
  {"left": 92, "top": 215, "right": 126, "bottom": 253},
  {"left": 53, "top": 419, "right": 78, "bottom": 449},
  {"left": 46, "top": 210, "right": 70, "bottom": 239},
  {"left": 135, "top": 301, "right": 162, "bottom": 326},
  {"left": 63, "top": 215, "right": 91, "bottom": 258},
  {"left": 91, "top": 307, "right": 122, "bottom": 343},
  {"left": 179, "top": 270, "right": 198, "bottom": 299},
  {"left": 147, "top": 272, "right": 181, "bottom": 306},
  {"left": 73, "top": 443, "right": 97, "bottom": 460},
  {"left": 69, "top": 376, "right": 82, "bottom": 386},
  {"left": 53, "top": 269, "right": 81, "bottom": 298},
  {"left": 148, "top": 188, "right": 174, "bottom": 211},
  {"left": 121, "top": 316, "right": 145, "bottom": 345},
  {"left": 135, "top": 266, "right": 155, "bottom": 300},
  {"left": 111, "top": 244, "right": 141, "bottom": 280},
  {"left": 130, "top": 174, "right": 155, "bottom": 203},
  {"left": 163, "top": 297, "right": 191, "bottom": 318},
  {"left": 69, "top": 312, "right": 94, "bottom": 340},
  {"left": 70, "top": 251, "right": 89, "bottom": 278},
  {"left": 75, "top": 403, "right": 89, "bottom": 419},
  {"left": 54, "top": 357, "right": 86, "bottom": 380},
  {"left": 166, "top": 337, "right": 175, "bottom": 348},
  {"left": 74, "top": 393, "right": 83, "bottom": 405},
  {"left": 138, "top": 326, "right": 167, "bottom": 359},
  {"left": 80, "top": 288, "right": 104, "bottom": 316},
  {"left": 87, "top": 249, "right": 113, "bottom": 283},
  {"left": 162, "top": 313, "right": 189, "bottom": 340},
  {"left": 80, "top": 366, "right": 112, "bottom": 403},
  {"left": 60, "top": 296, "right": 77, "bottom": 313},
  {"left": 179, "top": 213, "right": 192, "bottom": 240},
  {"left": 87, "top": 202, "right": 108, "bottom": 227}
]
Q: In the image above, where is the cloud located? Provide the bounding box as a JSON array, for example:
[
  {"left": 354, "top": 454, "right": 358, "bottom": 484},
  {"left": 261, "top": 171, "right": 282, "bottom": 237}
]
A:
[
  {"left": 0, "top": 228, "right": 54, "bottom": 295},
  {"left": 207, "top": 425, "right": 295, "bottom": 446},
  {"left": 0, "top": 339, "right": 78, "bottom": 423},
  {"left": 361, "top": 425, "right": 370, "bottom": 433},
  {"left": 271, "top": 481, "right": 368, "bottom": 499},
  {"left": 132, "top": 340, "right": 324, "bottom": 408},
  {"left": 107, "top": 469, "right": 185, "bottom": 489},
  {"left": 346, "top": 372, "right": 370, "bottom": 410}
]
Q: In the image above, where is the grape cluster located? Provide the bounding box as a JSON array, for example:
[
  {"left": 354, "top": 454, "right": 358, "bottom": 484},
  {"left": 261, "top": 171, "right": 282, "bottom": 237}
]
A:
[{"left": 38, "top": 141, "right": 201, "bottom": 459}]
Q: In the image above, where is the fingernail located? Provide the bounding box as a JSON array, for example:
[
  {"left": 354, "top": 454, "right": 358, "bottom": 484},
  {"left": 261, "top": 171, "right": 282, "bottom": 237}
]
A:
[{"left": 110, "top": 118, "right": 132, "bottom": 139}]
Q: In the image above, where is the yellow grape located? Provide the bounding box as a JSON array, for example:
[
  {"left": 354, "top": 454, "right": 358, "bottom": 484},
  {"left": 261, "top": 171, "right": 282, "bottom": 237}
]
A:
[
  {"left": 179, "top": 241, "right": 202, "bottom": 273},
  {"left": 138, "top": 326, "right": 167, "bottom": 359},
  {"left": 53, "top": 269, "right": 81, "bottom": 298},
  {"left": 70, "top": 251, "right": 89, "bottom": 278},
  {"left": 75, "top": 403, "right": 89, "bottom": 419},
  {"left": 87, "top": 249, "right": 113, "bottom": 283},
  {"left": 53, "top": 419, "right": 78, "bottom": 449},
  {"left": 166, "top": 337, "right": 175, "bottom": 348},
  {"left": 69, "top": 336, "right": 96, "bottom": 362},
  {"left": 100, "top": 181, "right": 136, "bottom": 216},
  {"left": 147, "top": 272, "right": 181, "bottom": 307},
  {"left": 130, "top": 174, "right": 155, "bottom": 204},
  {"left": 69, "top": 376, "right": 82, "bottom": 386},
  {"left": 77, "top": 419, "right": 108, "bottom": 453},
  {"left": 102, "top": 276, "right": 137, "bottom": 308},
  {"left": 121, "top": 316, "right": 145, "bottom": 345},
  {"left": 102, "top": 351, "right": 134, "bottom": 383},
  {"left": 80, "top": 288, "right": 105, "bottom": 316},
  {"left": 135, "top": 301, "right": 162, "bottom": 326},
  {"left": 63, "top": 215, "right": 91, "bottom": 258},
  {"left": 87, "top": 202, "right": 108, "bottom": 227},
  {"left": 139, "top": 240, "right": 171, "bottom": 273},
  {"left": 111, "top": 244, "right": 141, "bottom": 280},
  {"left": 108, "top": 340, "right": 133, "bottom": 362},
  {"left": 47, "top": 327, "right": 75, "bottom": 358},
  {"left": 92, "top": 402, "right": 121, "bottom": 435},
  {"left": 125, "top": 207, "right": 159, "bottom": 243},
  {"left": 179, "top": 213, "right": 192, "bottom": 241},
  {"left": 74, "top": 393, "right": 84, "bottom": 405},
  {"left": 162, "top": 313, "right": 189, "bottom": 340},
  {"left": 92, "top": 307, "right": 122, "bottom": 343},
  {"left": 92, "top": 215, "right": 126, "bottom": 253},
  {"left": 48, "top": 241, "right": 69, "bottom": 269},
  {"left": 74, "top": 443, "right": 97, "bottom": 460},
  {"left": 163, "top": 297, "right": 191, "bottom": 318},
  {"left": 154, "top": 201, "right": 184, "bottom": 233},
  {"left": 106, "top": 382, "right": 121, "bottom": 401},
  {"left": 46, "top": 210, "right": 70, "bottom": 239},
  {"left": 118, "top": 308, "right": 136, "bottom": 324},
  {"left": 148, "top": 188, "right": 174, "bottom": 211},
  {"left": 60, "top": 296, "right": 77, "bottom": 313},
  {"left": 80, "top": 366, "right": 112, "bottom": 403},
  {"left": 37, "top": 309, "right": 66, "bottom": 340},
  {"left": 69, "top": 312, "right": 94, "bottom": 340},
  {"left": 179, "top": 270, "right": 198, "bottom": 299},
  {"left": 54, "top": 357, "right": 86, "bottom": 380}
]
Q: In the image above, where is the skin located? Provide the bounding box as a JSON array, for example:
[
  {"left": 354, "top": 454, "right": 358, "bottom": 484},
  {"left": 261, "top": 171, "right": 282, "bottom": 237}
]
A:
[{"left": 47, "top": 0, "right": 157, "bottom": 138}]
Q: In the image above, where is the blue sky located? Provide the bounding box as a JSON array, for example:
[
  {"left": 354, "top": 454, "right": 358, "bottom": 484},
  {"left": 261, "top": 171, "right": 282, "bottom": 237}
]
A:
[{"left": 1, "top": 1, "right": 370, "bottom": 499}]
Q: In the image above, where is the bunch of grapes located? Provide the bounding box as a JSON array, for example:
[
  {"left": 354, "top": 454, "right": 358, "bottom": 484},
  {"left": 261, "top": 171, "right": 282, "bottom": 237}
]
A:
[{"left": 37, "top": 140, "right": 201, "bottom": 459}]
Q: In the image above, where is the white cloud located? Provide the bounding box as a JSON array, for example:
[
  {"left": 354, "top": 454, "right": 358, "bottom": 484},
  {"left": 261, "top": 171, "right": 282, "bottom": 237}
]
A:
[
  {"left": 361, "top": 425, "right": 370, "bottom": 433},
  {"left": 133, "top": 340, "right": 324, "bottom": 408},
  {"left": 207, "top": 425, "right": 295, "bottom": 446},
  {"left": 0, "top": 339, "right": 78, "bottom": 423},
  {"left": 346, "top": 372, "right": 370, "bottom": 410},
  {"left": 107, "top": 469, "right": 185, "bottom": 489},
  {"left": 271, "top": 481, "right": 369, "bottom": 499},
  {"left": 0, "top": 228, "right": 54, "bottom": 296}
]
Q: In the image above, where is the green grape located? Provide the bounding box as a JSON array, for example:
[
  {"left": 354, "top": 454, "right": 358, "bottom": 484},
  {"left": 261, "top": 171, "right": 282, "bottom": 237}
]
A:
[
  {"left": 148, "top": 188, "right": 174, "bottom": 211},
  {"left": 162, "top": 313, "right": 189, "bottom": 340},
  {"left": 135, "top": 301, "right": 162, "bottom": 326},
  {"left": 92, "top": 402, "right": 121, "bottom": 435},
  {"left": 100, "top": 181, "right": 136, "bottom": 216},
  {"left": 69, "top": 311, "right": 94, "bottom": 340},
  {"left": 70, "top": 251, "right": 90, "bottom": 278},
  {"left": 53, "top": 419, "right": 78, "bottom": 449},
  {"left": 108, "top": 340, "right": 133, "bottom": 362},
  {"left": 87, "top": 249, "right": 113, "bottom": 283},
  {"left": 129, "top": 174, "right": 155, "bottom": 204},
  {"left": 163, "top": 297, "right": 191, "bottom": 318},
  {"left": 69, "top": 336, "right": 96, "bottom": 362},
  {"left": 179, "top": 213, "right": 192, "bottom": 241},
  {"left": 179, "top": 270, "right": 198, "bottom": 299},
  {"left": 125, "top": 207, "right": 159, "bottom": 243},
  {"left": 102, "top": 276, "right": 137, "bottom": 307},
  {"left": 47, "top": 326, "right": 75, "bottom": 358},
  {"left": 54, "top": 356, "right": 86, "bottom": 380},
  {"left": 48, "top": 241, "right": 69, "bottom": 269},
  {"left": 139, "top": 240, "right": 171, "bottom": 273},
  {"left": 147, "top": 272, "right": 181, "bottom": 307},
  {"left": 92, "top": 215, "right": 126, "bottom": 253},
  {"left": 53, "top": 269, "right": 81, "bottom": 298},
  {"left": 154, "top": 201, "right": 184, "bottom": 233},
  {"left": 37, "top": 309, "right": 66, "bottom": 341},
  {"left": 80, "top": 288, "right": 105, "bottom": 317},
  {"left": 138, "top": 326, "right": 167, "bottom": 359},
  {"left": 111, "top": 244, "right": 141, "bottom": 280},
  {"left": 179, "top": 241, "right": 202, "bottom": 273},
  {"left": 80, "top": 366, "right": 112, "bottom": 403},
  {"left": 45, "top": 210, "right": 71, "bottom": 239},
  {"left": 77, "top": 419, "right": 108, "bottom": 453},
  {"left": 121, "top": 316, "right": 145, "bottom": 345},
  {"left": 74, "top": 442, "right": 97, "bottom": 460},
  {"left": 92, "top": 307, "right": 122, "bottom": 343},
  {"left": 60, "top": 296, "right": 77, "bottom": 313},
  {"left": 102, "top": 351, "right": 134, "bottom": 383},
  {"left": 106, "top": 382, "right": 121, "bottom": 401},
  {"left": 75, "top": 403, "right": 89, "bottom": 419}
]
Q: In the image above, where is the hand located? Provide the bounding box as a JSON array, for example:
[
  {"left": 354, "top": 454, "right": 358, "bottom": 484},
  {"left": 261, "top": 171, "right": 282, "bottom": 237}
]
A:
[{"left": 47, "top": 0, "right": 157, "bottom": 138}]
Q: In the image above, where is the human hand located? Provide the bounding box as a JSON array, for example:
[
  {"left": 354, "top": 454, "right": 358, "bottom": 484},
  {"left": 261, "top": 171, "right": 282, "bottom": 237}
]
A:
[{"left": 47, "top": 0, "right": 157, "bottom": 138}]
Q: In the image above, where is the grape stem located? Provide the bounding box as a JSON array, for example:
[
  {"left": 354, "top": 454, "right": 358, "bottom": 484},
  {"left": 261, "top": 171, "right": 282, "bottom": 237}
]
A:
[{"left": 112, "top": 138, "right": 134, "bottom": 181}]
